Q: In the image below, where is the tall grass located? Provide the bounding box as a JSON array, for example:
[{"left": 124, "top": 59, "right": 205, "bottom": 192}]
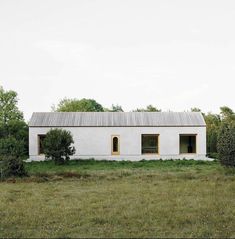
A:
[{"left": 1, "top": 160, "right": 235, "bottom": 238}]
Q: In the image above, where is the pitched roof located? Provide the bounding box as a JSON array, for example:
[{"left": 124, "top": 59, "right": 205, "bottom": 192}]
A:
[{"left": 29, "top": 112, "right": 206, "bottom": 127}]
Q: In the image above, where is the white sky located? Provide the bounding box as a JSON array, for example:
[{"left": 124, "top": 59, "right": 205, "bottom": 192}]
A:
[{"left": 1, "top": 0, "right": 235, "bottom": 121}]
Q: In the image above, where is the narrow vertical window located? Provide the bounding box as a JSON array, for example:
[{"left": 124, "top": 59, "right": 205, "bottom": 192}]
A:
[
  {"left": 38, "top": 135, "right": 46, "bottom": 155},
  {"left": 112, "top": 135, "right": 120, "bottom": 155}
]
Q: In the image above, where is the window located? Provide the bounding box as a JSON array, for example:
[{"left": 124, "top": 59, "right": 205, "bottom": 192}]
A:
[
  {"left": 38, "top": 135, "right": 46, "bottom": 155},
  {"left": 180, "top": 135, "right": 196, "bottom": 154},
  {"left": 142, "top": 134, "right": 159, "bottom": 154},
  {"left": 112, "top": 135, "right": 120, "bottom": 155}
]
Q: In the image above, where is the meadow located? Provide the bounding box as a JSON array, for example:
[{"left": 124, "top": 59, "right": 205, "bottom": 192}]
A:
[{"left": 1, "top": 160, "right": 235, "bottom": 238}]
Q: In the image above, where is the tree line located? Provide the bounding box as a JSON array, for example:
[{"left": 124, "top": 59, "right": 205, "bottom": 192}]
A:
[
  {"left": 0, "top": 86, "right": 235, "bottom": 178},
  {"left": 51, "top": 98, "right": 162, "bottom": 112}
]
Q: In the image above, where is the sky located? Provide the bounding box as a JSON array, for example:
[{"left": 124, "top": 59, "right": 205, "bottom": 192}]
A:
[{"left": 0, "top": 0, "right": 235, "bottom": 121}]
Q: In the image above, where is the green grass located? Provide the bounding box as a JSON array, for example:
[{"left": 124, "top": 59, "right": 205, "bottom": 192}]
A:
[
  {"left": 1, "top": 160, "right": 235, "bottom": 238},
  {"left": 26, "top": 158, "right": 218, "bottom": 173}
]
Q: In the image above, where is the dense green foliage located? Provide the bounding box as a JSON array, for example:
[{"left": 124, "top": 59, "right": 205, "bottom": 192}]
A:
[
  {"left": 0, "top": 87, "right": 28, "bottom": 157},
  {"left": 53, "top": 98, "right": 104, "bottom": 112},
  {"left": 190, "top": 106, "right": 235, "bottom": 160},
  {"left": 43, "top": 129, "right": 75, "bottom": 165},
  {"left": 0, "top": 120, "right": 28, "bottom": 156},
  {"left": 0, "top": 86, "right": 28, "bottom": 178},
  {"left": 0, "top": 155, "right": 27, "bottom": 178},
  {"left": 217, "top": 123, "right": 235, "bottom": 167},
  {"left": 204, "top": 113, "right": 221, "bottom": 158},
  {"left": 220, "top": 106, "right": 235, "bottom": 122},
  {"left": 0, "top": 86, "right": 23, "bottom": 124},
  {"left": 0, "top": 136, "right": 26, "bottom": 157}
]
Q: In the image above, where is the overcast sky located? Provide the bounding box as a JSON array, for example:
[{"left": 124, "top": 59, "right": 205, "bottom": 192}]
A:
[{"left": 0, "top": 0, "right": 235, "bottom": 121}]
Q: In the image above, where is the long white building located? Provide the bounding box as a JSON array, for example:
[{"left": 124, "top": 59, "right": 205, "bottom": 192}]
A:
[{"left": 28, "top": 112, "right": 207, "bottom": 161}]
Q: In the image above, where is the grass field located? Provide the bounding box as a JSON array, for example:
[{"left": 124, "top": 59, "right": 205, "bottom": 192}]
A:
[{"left": 1, "top": 160, "right": 235, "bottom": 238}]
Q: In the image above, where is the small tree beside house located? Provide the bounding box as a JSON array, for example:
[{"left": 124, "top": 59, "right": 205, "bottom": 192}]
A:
[{"left": 43, "top": 129, "right": 75, "bottom": 165}]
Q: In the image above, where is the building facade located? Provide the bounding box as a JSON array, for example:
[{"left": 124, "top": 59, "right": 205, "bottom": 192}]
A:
[{"left": 29, "top": 112, "right": 207, "bottom": 161}]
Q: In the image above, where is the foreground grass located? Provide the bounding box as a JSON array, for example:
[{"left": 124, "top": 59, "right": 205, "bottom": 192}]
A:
[{"left": 1, "top": 160, "right": 235, "bottom": 238}]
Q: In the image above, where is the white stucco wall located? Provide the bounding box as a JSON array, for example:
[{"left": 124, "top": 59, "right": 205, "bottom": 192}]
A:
[{"left": 29, "top": 126, "right": 207, "bottom": 161}]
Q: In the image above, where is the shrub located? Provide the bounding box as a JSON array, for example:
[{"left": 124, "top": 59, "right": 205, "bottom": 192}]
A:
[
  {"left": 0, "top": 155, "right": 27, "bottom": 178},
  {"left": 0, "top": 136, "right": 26, "bottom": 157},
  {"left": 6, "top": 120, "right": 29, "bottom": 156},
  {"left": 43, "top": 129, "right": 75, "bottom": 165},
  {"left": 217, "top": 123, "right": 235, "bottom": 167}
]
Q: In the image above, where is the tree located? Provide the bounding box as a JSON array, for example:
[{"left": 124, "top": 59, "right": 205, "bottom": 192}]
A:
[
  {"left": 0, "top": 86, "right": 28, "bottom": 157},
  {"left": 220, "top": 106, "right": 235, "bottom": 124},
  {"left": 0, "top": 86, "right": 23, "bottom": 124},
  {"left": 189, "top": 107, "right": 235, "bottom": 159},
  {"left": 217, "top": 122, "right": 235, "bottom": 167},
  {"left": 53, "top": 98, "right": 104, "bottom": 112},
  {"left": 0, "top": 120, "right": 29, "bottom": 156},
  {"left": 0, "top": 121, "right": 28, "bottom": 158},
  {"left": 0, "top": 136, "right": 26, "bottom": 157},
  {"left": 0, "top": 86, "right": 28, "bottom": 178},
  {"left": 204, "top": 113, "right": 221, "bottom": 158},
  {"left": 133, "top": 105, "right": 161, "bottom": 112},
  {"left": 189, "top": 108, "right": 222, "bottom": 158},
  {"left": 106, "top": 104, "right": 124, "bottom": 112},
  {"left": 220, "top": 106, "right": 234, "bottom": 118},
  {"left": 43, "top": 129, "right": 75, "bottom": 165}
]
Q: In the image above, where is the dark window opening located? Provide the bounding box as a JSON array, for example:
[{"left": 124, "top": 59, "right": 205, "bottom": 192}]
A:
[
  {"left": 142, "top": 134, "right": 159, "bottom": 154},
  {"left": 112, "top": 136, "right": 120, "bottom": 155},
  {"left": 113, "top": 137, "right": 119, "bottom": 152},
  {"left": 38, "top": 135, "right": 46, "bottom": 155},
  {"left": 180, "top": 135, "right": 196, "bottom": 154}
]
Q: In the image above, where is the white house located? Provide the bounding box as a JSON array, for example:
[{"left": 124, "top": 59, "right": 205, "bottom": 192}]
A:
[{"left": 28, "top": 112, "right": 207, "bottom": 161}]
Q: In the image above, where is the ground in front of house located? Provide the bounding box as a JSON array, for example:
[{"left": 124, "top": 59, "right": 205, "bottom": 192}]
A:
[{"left": 0, "top": 160, "right": 235, "bottom": 238}]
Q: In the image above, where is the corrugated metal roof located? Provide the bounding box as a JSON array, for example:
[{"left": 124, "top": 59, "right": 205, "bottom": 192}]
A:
[{"left": 29, "top": 112, "right": 206, "bottom": 127}]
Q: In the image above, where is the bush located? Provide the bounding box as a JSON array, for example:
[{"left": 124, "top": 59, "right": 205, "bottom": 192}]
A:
[
  {"left": 0, "top": 155, "right": 27, "bottom": 178},
  {"left": 217, "top": 123, "right": 235, "bottom": 167},
  {"left": 43, "top": 129, "right": 75, "bottom": 165},
  {"left": 6, "top": 120, "right": 29, "bottom": 156},
  {"left": 0, "top": 136, "right": 26, "bottom": 157}
]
